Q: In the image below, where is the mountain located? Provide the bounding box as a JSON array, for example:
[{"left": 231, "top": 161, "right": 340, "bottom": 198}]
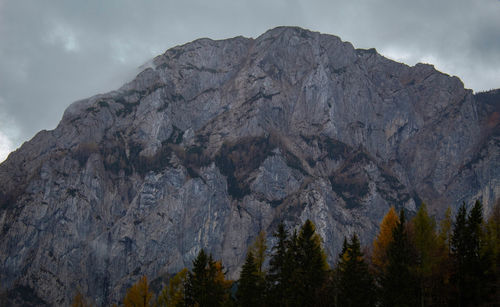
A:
[{"left": 0, "top": 26, "right": 498, "bottom": 305}]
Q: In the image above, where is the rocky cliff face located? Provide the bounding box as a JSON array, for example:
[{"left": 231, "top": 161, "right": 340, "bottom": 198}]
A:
[{"left": 0, "top": 26, "right": 498, "bottom": 305}]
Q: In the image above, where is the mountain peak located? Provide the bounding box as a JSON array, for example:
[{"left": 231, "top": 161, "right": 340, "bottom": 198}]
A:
[{"left": 0, "top": 27, "right": 498, "bottom": 306}]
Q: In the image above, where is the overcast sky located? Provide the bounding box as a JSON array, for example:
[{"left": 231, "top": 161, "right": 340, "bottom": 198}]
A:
[{"left": 1, "top": 0, "right": 499, "bottom": 162}]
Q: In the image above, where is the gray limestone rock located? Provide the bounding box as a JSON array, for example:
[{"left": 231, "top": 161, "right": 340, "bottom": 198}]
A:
[{"left": 0, "top": 26, "right": 498, "bottom": 306}]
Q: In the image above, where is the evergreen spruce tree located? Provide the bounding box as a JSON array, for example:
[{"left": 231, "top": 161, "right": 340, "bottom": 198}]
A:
[
  {"left": 466, "top": 200, "right": 485, "bottom": 306},
  {"left": 451, "top": 202, "right": 468, "bottom": 306},
  {"left": 450, "top": 201, "right": 490, "bottom": 307},
  {"left": 185, "top": 249, "right": 208, "bottom": 306},
  {"left": 433, "top": 205, "right": 455, "bottom": 306},
  {"left": 207, "top": 257, "right": 232, "bottom": 306},
  {"left": 316, "top": 269, "right": 337, "bottom": 307},
  {"left": 468, "top": 201, "right": 483, "bottom": 259},
  {"left": 482, "top": 199, "right": 500, "bottom": 305},
  {"left": 340, "top": 237, "right": 348, "bottom": 256},
  {"left": 185, "top": 249, "right": 232, "bottom": 307},
  {"left": 381, "top": 209, "right": 418, "bottom": 307},
  {"left": 237, "top": 251, "right": 261, "bottom": 307},
  {"left": 331, "top": 239, "right": 348, "bottom": 307},
  {"left": 294, "top": 220, "right": 329, "bottom": 307},
  {"left": 266, "top": 222, "right": 290, "bottom": 306},
  {"left": 284, "top": 229, "right": 301, "bottom": 307},
  {"left": 337, "top": 234, "right": 375, "bottom": 307}
]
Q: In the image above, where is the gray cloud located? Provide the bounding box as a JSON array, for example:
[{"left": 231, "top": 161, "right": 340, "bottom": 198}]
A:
[{"left": 0, "top": 0, "right": 499, "bottom": 161}]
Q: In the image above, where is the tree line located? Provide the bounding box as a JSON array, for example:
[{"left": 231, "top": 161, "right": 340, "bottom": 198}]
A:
[{"left": 73, "top": 200, "right": 499, "bottom": 307}]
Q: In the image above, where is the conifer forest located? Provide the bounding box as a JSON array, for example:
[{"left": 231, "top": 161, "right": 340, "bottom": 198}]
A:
[{"left": 67, "top": 200, "right": 499, "bottom": 307}]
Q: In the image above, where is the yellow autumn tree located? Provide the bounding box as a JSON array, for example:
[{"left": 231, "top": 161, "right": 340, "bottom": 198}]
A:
[
  {"left": 71, "top": 290, "right": 92, "bottom": 307},
  {"left": 249, "top": 230, "right": 267, "bottom": 275},
  {"left": 157, "top": 268, "right": 188, "bottom": 307},
  {"left": 213, "top": 260, "right": 233, "bottom": 293},
  {"left": 123, "top": 276, "right": 153, "bottom": 307},
  {"left": 438, "top": 206, "right": 453, "bottom": 253},
  {"left": 372, "top": 206, "right": 399, "bottom": 270}
]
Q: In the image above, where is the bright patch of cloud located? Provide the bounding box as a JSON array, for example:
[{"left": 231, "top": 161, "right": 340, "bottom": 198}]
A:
[
  {"left": 419, "top": 54, "right": 440, "bottom": 66},
  {"left": 111, "top": 40, "right": 132, "bottom": 63},
  {"left": 0, "top": 131, "right": 13, "bottom": 163},
  {"left": 45, "top": 23, "right": 79, "bottom": 52},
  {"left": 0, "top": 96, "right": 19, "bottom": 163},
  {"left": 379, "top": 47, "right": 441, "bottom": 69},
  {"left": 379, "top": 47, "right": 415, "bottom": 64}
]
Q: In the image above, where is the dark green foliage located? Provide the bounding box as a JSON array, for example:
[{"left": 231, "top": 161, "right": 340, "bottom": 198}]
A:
[
  {"left": 265, "top": 221, "right": 329, "bottom": 307},
  {"left": 380, "top": 209, "right": 418, "bottom": 307},
  {"left": 337, "top": 234, "right": 375, "bottom": 307},
  {"left": 185, "top": 249, "right": 232, "bottom": 307},
  {"left": 266, "top": 223, "right": 291, "bottom": 306},
  {"left": 284, "top": 229, "right": 301, "bottom": 306},
  {"left": 185, "top": 249, "right": 206, "bottom": 306},
  {"left": 315, "top": 270, "right": 337, "bottom": 307},
  {"left": 340, "top": 237, "right": 348, "bottom": 256},
  {"left": 185, "top": 249, "right": 211, "bottom": 306},
  {"left": 468, "top": 201, "right": 483, "bottom": 258},
  {"left": 236, "top": 252, "right": 263, "bottom": 307},
  {"left": 451, "top": 203, "right": 468, "bottom": 270},
  {"left": 58, "top": 200, "right": 500, "bottom": 306},
  {"left": 482, "top": 199, "right": 500, "bottom": 305},
  {"left": 450, "top": 202, "right": 476, "bottom": 306},
  {"left": 291, "top": 220, "right": 329, "bottom": 307},
  {"left": 450, "top": 201, "right": 494, "bottom": 307}
]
